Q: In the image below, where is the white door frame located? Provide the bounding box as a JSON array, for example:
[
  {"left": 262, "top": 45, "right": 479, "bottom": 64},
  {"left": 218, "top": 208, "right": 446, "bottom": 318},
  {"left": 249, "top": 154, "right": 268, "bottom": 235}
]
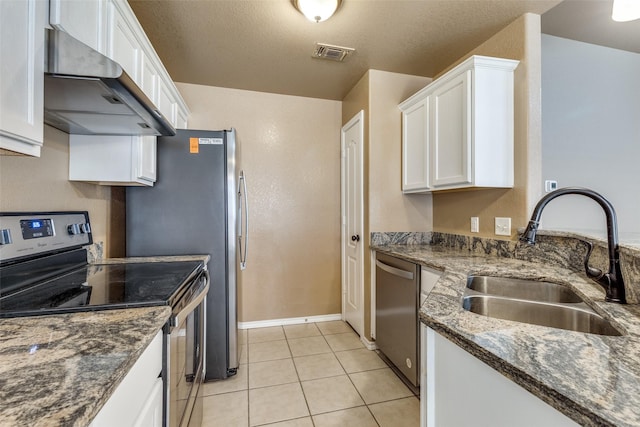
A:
[{"left": 341, "top": 110, "right": 365, "bottom": 337}]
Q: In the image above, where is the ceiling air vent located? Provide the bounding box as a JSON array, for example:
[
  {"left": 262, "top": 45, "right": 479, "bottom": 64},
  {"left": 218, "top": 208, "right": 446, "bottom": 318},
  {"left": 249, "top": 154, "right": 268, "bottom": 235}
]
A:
[{"left": 312, "top": 43, "right": 355, "bottom": 62}]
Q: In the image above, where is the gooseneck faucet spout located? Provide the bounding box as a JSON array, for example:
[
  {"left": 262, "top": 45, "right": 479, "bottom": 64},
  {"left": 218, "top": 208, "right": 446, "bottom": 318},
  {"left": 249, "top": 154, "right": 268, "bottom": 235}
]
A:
[{"left": 520, "top": 188, "right": 626, "bottom": 303}]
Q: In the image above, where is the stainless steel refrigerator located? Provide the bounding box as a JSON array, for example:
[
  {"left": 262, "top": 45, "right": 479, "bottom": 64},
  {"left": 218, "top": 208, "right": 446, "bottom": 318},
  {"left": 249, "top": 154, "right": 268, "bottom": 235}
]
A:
[{"left": 126, "top": 128, "right": 248, "bottom": 381}]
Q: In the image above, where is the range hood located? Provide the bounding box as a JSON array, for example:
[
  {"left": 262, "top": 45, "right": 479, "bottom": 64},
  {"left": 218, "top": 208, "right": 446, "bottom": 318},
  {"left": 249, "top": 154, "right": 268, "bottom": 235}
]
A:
[{"left": 44, "top": 29, "right": 176, "bottom": 136}]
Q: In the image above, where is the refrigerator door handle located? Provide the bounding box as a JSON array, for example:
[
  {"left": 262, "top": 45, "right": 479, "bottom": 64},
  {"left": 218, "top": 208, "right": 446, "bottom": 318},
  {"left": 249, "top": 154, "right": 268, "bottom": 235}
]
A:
[{"left": 238, "top": 170, "right": 249, "bottom": 270}]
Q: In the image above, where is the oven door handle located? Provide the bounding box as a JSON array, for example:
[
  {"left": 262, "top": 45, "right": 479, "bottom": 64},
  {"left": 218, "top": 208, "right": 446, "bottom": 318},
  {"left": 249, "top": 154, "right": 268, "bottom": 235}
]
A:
[{"left": 171, "top": 270, "right": 210, "bottom": 328}]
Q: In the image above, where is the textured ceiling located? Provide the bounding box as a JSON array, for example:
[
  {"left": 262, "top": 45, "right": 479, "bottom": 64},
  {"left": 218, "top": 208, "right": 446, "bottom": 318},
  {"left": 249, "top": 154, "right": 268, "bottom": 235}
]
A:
[{"left": 130, "top": 0, "right": 636, "bottom": 100}]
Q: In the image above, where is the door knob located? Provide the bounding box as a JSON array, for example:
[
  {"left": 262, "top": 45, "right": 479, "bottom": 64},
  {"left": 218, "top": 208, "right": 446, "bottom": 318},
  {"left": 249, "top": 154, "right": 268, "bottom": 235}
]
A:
[{"left": 351, "top": 235, "right": 360, "bottom": 242}]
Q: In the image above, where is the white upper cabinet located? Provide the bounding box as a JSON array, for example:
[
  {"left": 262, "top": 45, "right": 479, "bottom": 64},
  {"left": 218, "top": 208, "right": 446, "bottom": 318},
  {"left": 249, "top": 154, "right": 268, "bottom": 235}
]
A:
[
  {"left": 0, "top": 0, "right": 46, "bottom": 157},
  {"left": 399, "top": 56, "right": 519, "bottom": 193},
  {"left": 69, "top": 134, "right": 156, "bottom": 186},
  {"left": 63, "top": 0, "right": 190, "bottom": 185},
  {"left": 106, "top": 0, "right": 188, "bottom": 127},
  {"left": 49, "top": 0, "right": 108, "bottom": 54}
]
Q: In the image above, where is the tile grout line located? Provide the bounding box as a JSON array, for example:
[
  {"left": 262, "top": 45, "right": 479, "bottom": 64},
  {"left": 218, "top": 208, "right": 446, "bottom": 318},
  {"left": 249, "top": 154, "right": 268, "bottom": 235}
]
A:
[
  {"left": 325, "top": 328, "right": 383, "bottom": 427},
  {"left": 238, "top": 322, "right": 417, "bottom": 427},
  {"left": 284, "top": 326, "right": 317, "bottom": 427}
]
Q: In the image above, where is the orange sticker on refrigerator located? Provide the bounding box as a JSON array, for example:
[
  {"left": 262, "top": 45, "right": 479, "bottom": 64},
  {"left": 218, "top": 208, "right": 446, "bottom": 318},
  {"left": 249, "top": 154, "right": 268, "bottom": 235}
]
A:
[{"left": 189, "top": 138, "right": 199, "bottom": 153}]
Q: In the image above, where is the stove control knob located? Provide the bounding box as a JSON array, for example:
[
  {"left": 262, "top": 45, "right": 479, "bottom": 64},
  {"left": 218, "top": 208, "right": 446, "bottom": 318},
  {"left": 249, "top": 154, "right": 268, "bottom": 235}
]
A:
[
  {"left": 0, "top": 229, "right": 12, "bottom": 245},
  {"left": 80, "top": 223, "right": 91, "bottom": 234},
  {"left": 68, "top": 224, "right": 81, "bottom": 235}
]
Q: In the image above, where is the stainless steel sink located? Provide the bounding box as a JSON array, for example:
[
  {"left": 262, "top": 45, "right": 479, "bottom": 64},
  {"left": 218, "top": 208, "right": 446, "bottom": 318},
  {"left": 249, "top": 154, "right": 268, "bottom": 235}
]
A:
[
  {"left": 467, "top": 275, "right": 584, "bottom": 303},
  {"left": 462, "top": 294, "right": 622, "bottom": 336}
]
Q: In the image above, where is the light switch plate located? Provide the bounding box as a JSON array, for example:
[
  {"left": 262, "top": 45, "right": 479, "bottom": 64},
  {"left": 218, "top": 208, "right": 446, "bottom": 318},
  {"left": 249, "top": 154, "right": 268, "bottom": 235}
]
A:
[
  {"left": 495, "top": 217, "right": 511, "bottom": 236},
  {"left": 471, "top": 217, "right": 479, "bottom": 233}
]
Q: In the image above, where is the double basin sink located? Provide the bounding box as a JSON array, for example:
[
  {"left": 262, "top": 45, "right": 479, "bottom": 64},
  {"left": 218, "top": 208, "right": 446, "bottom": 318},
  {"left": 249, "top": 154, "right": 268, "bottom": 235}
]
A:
[{"left": 462, "top": 276, "right": 623, "bottom": 336}]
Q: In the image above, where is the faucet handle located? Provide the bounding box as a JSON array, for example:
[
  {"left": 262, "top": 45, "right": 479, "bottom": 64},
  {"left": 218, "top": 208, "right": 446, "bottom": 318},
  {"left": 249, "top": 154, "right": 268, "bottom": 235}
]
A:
[
  {"left": 583, "top": 240, "right": 604, "bottom": 280},
  {"left": 520, "top": 220, "right": 539, "bottom": 244}
]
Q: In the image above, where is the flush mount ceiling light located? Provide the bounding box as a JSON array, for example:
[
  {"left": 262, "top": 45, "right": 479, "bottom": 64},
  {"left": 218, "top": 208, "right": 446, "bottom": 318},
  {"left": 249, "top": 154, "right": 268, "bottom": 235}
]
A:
[
  {"left": 612, "top": 0, "right": 640, "bottom": 22},
  {"left": 292, "top": 0, "right": 343, "bottom": 23}
]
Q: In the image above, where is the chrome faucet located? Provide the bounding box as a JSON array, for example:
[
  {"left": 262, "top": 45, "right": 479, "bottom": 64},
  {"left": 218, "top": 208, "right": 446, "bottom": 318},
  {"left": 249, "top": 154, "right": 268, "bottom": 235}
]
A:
[{"left": 520, "top": 187, "right": 626, "bottom": 303}]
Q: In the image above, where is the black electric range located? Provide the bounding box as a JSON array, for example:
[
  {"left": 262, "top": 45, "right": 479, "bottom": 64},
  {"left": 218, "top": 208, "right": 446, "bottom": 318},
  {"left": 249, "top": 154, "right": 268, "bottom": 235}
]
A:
[
  {"left": 0, "top": 211, "right": 204, "bottom": 318},
  {"left": 0, "top": 260, "right": 203, "bottom": 318}
]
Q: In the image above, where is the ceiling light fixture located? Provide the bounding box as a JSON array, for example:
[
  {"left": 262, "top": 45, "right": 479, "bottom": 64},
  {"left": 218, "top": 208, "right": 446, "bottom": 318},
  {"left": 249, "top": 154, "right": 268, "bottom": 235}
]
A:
[
  {"left": 292, "top": 0, "right": 342, "bottom": 23},
  {"left": 612, "top": 0, "right": 640, "bottom": 22}
]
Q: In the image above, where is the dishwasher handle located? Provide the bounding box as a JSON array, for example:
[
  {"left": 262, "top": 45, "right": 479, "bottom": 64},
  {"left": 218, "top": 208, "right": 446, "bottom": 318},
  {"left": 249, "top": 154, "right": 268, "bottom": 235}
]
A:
[{"left": 376, "top": 259, "right": 414, "bottom": 280}]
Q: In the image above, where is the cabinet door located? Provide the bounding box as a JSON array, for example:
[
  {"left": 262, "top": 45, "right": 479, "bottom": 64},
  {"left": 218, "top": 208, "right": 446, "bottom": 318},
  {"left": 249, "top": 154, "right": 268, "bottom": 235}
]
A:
[
  {"left": 107, "top": 3, "right": 141, "bottom": 84},
  {"left": 401, "top": 97, "right": 430, "bottom": 193},
  {"left": 132, "top": 377, "right": 163, "bottom": 427},
  {"left": 136, "top": 136, "right": 157, "bottom": 183},
  {"left": 157, "top": 79, "right": 177, "bottom": 127},
  {"left": 0, "top": 0, "right": 45, "bottom": 156},
  {"left": 430, "top": 70, "right": 472, "bottom": 188},
  {"left": 425, "top": 327, "right": 578, "bottom": 426},
  {"left": 141, "top": 52, "right": 158, "bottom": 104},
  {"left": 176, "top": 107, "right": 189, "bottom": 129},
  {"left": 90, "top": 332, "right": 163, "bottom": 426},
  {"left": 50, "top": 0, "right": 106, "bottom": 53}
]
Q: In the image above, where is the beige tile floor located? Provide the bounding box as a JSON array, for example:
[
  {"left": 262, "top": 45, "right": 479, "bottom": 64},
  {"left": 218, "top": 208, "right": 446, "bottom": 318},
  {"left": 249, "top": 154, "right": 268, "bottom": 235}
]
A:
[{"left": 200, "top": 321, "right": 420, "bottom": 427}]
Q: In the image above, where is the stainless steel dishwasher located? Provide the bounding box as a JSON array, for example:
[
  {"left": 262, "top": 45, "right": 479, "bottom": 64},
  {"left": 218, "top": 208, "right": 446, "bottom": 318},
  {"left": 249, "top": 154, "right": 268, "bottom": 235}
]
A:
[{"left": 375, "top": 252, "right": 420, "bottom": 390}]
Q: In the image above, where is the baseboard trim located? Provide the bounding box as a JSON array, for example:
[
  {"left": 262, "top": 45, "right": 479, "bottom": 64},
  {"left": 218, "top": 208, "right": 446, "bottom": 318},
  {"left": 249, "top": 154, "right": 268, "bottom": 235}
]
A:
[
  {"left": 361, "top": 335, "right": 377, "bottom": 350},
  {"left": 238, "top": 313, "right": 343, "bottom": 329}
]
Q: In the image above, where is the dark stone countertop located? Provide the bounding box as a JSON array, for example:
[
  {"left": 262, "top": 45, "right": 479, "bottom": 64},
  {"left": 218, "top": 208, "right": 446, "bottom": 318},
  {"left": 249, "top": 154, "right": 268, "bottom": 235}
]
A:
[
  {"left": 0, "top": 306, "right": 171, "bottom": 426},
  {"left": 373, "top": 243, "right": 640, "bottom": 427}
]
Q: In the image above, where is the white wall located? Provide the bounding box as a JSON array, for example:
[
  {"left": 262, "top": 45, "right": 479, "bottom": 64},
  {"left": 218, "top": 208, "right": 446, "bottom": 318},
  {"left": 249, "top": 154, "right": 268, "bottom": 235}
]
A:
[{"left": 541, "top": 35, "right": 640, "bottom": 244}]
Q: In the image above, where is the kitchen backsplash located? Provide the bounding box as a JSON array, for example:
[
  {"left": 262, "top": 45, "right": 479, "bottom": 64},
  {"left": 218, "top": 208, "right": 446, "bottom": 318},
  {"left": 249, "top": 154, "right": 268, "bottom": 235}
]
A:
[
  {"left": 371, "top": 231, "right": 640, "bottom": 304},
  {"left": 86, "top": 242, "right": 104, "bottom": 263}
]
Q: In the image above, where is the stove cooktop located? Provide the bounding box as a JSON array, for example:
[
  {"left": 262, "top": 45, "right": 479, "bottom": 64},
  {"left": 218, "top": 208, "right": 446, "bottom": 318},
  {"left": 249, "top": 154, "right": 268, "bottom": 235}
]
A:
[{"left": 0, "top": 261, "right": 203, "bottom": 318}]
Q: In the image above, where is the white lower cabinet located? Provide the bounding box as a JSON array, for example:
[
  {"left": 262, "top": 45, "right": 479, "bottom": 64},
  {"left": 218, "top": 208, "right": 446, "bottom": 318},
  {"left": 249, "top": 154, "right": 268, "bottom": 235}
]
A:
[
  {"left": 69, "top": 134, "right": 156, "bottom": 186},
  {"left": 422, "top": 326, "right": 578, "bottom": 427},
  {"left": 133, "top": 378, "right": 163, "bottom": 427},
  {"left": 0, "top": 0, "right": 46, "bottom": 157},
  {"left": 90, "top": 331, "right": 163, "bottom": 427}
]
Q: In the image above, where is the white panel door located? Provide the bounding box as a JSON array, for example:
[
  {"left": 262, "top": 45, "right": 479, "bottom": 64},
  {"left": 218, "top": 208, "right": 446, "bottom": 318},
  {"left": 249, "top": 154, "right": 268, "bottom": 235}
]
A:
[{"left": 341, "top": 111, "right": 364, "bottom": 337}]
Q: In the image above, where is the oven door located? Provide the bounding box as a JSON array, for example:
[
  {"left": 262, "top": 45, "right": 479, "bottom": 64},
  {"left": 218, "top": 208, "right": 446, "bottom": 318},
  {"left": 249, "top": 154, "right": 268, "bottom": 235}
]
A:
[{"left": 166, "top": 270, "right": 209, "bottom": 427}]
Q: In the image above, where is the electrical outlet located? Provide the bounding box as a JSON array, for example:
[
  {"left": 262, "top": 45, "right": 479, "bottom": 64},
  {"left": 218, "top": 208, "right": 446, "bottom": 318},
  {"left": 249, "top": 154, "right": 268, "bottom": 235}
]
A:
[
  {"left": 495, "top": 217, "right": 511, "bottom": 236},
  {"left": 545, "top": 180, "right": 558, "bottom": 192},
  {"left": 470, "top": 217, "right": 479, "bottom": 233}
]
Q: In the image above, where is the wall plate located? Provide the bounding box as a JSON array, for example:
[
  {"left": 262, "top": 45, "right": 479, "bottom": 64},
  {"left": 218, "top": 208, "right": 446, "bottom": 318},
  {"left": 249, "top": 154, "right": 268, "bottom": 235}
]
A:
[{"left": 495, "top": 217, "right": 511, "bottom": 236}]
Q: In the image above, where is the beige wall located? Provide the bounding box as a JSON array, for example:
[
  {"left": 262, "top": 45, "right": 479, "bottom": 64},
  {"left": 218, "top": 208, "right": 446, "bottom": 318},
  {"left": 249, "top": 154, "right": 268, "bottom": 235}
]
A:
[
  {"left": 0, "top": 126, "right": 124, "bottom": 257},
  {"left": 177, "top": 83, "right": 342, "bottom": 323},
  {"left": 432, "top": 13, "right": 542, "bottom": 239},
  {"left": 368, "top": 70, "right": 433, "bottom": 232},
  {"left": 342, "top": 70, "right": 433, "bottom": 339}
]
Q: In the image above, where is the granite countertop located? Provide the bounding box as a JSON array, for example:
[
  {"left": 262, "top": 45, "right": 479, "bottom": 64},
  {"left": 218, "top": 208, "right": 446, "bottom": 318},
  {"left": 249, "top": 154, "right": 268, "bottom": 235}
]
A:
[
  {"left": 0, "top": 254, "right": 208, "bottom": 426},
  {"left": 374, "top": 244, "right": 640, "bottom": 427},
  {"left": 0, "top": 306, "right": 171, "bottom": 427}
]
